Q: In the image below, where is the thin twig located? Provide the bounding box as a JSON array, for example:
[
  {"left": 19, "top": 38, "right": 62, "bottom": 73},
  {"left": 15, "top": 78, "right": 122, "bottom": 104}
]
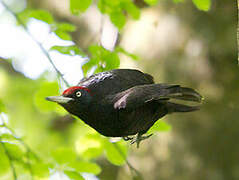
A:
[
  {"left": 0, "top": 137, "right": 17, "bottom": 180},
  {"left": 0, "top": 114, "right": 37, "bottom": 180},
  {"left": 112, "top": 143, "right": 144, "bottom": 180},
  {"left": 0, "top": 1, "right": 141, "bottom": 178},
  {"left": 0, "top": 114, "right": 39, "bottom": 161},
  {"left": 0, "top": 0, "right": 70, "bottom": 87}
]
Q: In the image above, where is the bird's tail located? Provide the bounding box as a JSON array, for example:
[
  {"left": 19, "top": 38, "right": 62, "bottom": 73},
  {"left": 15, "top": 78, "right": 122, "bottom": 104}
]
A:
[
  {"left": 156, "top": 84, "right": 203, "bottom": 113},
  {"left": 166, "top": 102, "right": 200, "bottom": 113}
]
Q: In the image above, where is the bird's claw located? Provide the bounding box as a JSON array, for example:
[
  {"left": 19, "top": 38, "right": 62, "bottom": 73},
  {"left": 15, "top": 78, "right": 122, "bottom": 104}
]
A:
[
  {"left": 130, "top": 133, "right": 153, "bottom": 148},
  {"left": 123, "top": 136, "right": 134, "bottom": 141}
]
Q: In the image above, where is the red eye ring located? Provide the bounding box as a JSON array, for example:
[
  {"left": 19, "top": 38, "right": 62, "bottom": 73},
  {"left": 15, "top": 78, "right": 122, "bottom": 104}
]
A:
[{"left": 62, "top": 86, "right": 91, "bottom": 95}]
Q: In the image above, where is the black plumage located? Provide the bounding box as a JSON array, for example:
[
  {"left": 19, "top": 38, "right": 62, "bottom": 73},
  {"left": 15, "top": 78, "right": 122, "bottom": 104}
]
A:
[{"left": 46, "top": 69, "right": 202, "bottom": 147}]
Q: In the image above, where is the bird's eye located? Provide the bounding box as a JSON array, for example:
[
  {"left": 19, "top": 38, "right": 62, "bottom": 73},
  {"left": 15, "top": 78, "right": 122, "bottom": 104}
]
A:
[{"left": 76, "top": 91, "right": 82, "bottom": 97}]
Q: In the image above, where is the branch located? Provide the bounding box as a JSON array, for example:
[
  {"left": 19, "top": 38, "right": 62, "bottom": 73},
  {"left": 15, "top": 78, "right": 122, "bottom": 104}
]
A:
[
  {"left": 0, "top": 114, "right": 37, "bottom": 180},
  {"left": 0, "top": 137, "right": 17, "bottom": 180},
  {"left": 1, "top": 1, "right": 141, "bottom": 178},
  {"left": 0, "top": 115, "right": 39, "bottom": 160},
  {"left": 112, "top": 143, "right": 143, "bottom": 180},
  {"left": 0, "top": 0, "right": 70, "bottom": 87}
]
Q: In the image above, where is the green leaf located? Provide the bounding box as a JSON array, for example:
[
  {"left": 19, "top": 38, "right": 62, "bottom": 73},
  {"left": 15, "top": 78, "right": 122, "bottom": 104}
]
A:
[
  {"left": 89, "top": 45, "right": 120, "bottom": 70},
  {"left": 115, "top": 47, "right": 139, "bottom": 60},
  {"left": 54, "top": 29, "right": 72, "bottom": 41},
  {"left": 97, "top": 0, "right": 120, "bottom": 13},
  {"left": 88, "top": 45, "right": 102, "bottom": 58},
  {"left": 55, "top": 23, "right": 76, "bottom": 32},
  {"left": 97, "top": 0, "right": 107, "bottom": 13},
  {"left": 68, "top": 161, "right": 101, "bottom": 175},
  {"left": 122, "top": 2, "right": 140, "bottom": 19},
  {"left": 104, "top": 141, "right": 128, "bottom": 166},
  {"left": 64, "top": 170, "right": 85, "bottom": 180},
  {"left": 31, "top": 162, "right": 50, "bottom": 177},
  {"left": 17, "top": 9, "right": 31, "bottom": 25},
  {"left": 0, "top": 128, "right": 17, "bottom": 141},
  {"left": 52, "top": 23, "right": 76, "bottom": 40},
  {"left": 110, "top": 11, "right": 126, "bottom": 30},
  {"left": 97, "top": 0, "right": 140, "bottom": 29},
  {"left": 144, "top": 0, "right": 158, "bottom": 6},
  {"left": 82, "top": 58, "right": 97, "bottom": 76},
  {"left": 192, "top": 0, "right": 211, "bottom": 11},
  {"left": 29, "top": 9, "right": 54, "bottom": 24},
  {"left": 50, "top": 45, "right": 86, "bottom": 57},
  {"left": 147, "top": 121, "right": 171, "bottom": 134},
  {"left": 104, "top": 52, "right": 120, "bottom": 70},
  {"left": 0, "top": 99, "right": 6, "bottom": 113},
  {"left": 51, "top": 148, "right": 77, "bottom": 164},
  {"left": 82, "top": 147, "right": 103, "bottom": 159},
  {"left": 85, "top": 45, "right": 122, "bottom": 74},
  {"left": 2, "top": 141, "right": 25, "bottom": 161},
  {"left": 70, "top": 0, "right": 93, "bottom": 14},
  {"left": 76, "top": 134, "right": 104, "bottom": 159},
  {"left": 0, "top": 145, "right": 10, "bottom": 175},
  {"left": 0, "top": 133, "right": 15, "bottom": 141}
]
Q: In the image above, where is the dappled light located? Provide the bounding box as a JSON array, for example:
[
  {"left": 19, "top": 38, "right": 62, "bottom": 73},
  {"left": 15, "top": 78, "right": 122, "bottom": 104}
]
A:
[{"left": 0, "top": 0, "right": 237, "bottom": 180}]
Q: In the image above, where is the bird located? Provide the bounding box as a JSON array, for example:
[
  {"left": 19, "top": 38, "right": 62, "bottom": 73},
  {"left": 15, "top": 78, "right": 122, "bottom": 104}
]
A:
[{"left": 46, "top": 69, "right": 202, "bottom": 147}]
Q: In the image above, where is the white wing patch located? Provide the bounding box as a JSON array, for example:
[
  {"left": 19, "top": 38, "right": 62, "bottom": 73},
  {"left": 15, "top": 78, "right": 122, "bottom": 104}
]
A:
[{"left": 114, "top": 93, "right": 130, "bottom": 109}]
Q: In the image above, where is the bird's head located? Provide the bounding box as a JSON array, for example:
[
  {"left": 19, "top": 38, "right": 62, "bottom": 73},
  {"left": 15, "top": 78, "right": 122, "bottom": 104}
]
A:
[{"left": 46, "top": 86, "right": 92, "bottom": 115}]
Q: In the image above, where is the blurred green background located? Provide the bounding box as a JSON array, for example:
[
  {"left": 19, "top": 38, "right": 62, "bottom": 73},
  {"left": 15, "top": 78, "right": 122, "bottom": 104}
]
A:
[{"left": 0, "top": 0, "right": 238, "bottom": 180}]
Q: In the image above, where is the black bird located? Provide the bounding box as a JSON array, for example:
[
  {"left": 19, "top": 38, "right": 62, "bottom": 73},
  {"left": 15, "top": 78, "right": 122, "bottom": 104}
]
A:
[{"left": 46, "top": 69, "right": 202, "bottom": 147}]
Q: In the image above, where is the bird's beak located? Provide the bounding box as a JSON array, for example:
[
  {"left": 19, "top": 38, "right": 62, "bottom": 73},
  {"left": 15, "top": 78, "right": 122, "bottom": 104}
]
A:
[{"left": 45, "top": 96, "right": 73, "bottom": 104}]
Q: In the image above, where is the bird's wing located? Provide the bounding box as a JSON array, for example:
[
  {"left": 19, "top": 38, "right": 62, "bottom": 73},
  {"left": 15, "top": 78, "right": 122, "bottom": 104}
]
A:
[
  {"left": 78, "top": 69, "right": 154, "bottom": 87},
  {"left": 78, "top": 69, "right": 154, "bottom": 98},
  {"left": 113, "top": 84, "right": 202, "bottom": 110}
]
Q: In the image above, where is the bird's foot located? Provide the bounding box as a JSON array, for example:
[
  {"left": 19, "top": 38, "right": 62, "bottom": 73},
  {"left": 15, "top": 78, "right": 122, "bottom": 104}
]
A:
[
  {"left": 123, "top": 136, "right": 134, "bottom": 141},
  {"left": 130, "top": 133, "right": 153, "bottom": 148}
]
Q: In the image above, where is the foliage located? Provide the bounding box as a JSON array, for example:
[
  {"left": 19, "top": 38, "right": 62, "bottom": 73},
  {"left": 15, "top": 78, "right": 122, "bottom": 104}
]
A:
[
  {"left": 18, "top": 9, "right": 76, "bottom": 41},
  {"left": 147, "top": 121, "right": 172, "bottom": 134},
  {"left": 50, "top": 45, "right": 86, "bottom": 57},
  {"left": 68, "top": 0, "right": 211, "bottom": 29},
  {"left": 192, "top": 0, "right": 211, "bottom": 11},
  {"left": 0, "top": 0, "right": 211, "bottom": 179},
  {"left": 0, "top": 99, "right": 6, "bottom": 113}
]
